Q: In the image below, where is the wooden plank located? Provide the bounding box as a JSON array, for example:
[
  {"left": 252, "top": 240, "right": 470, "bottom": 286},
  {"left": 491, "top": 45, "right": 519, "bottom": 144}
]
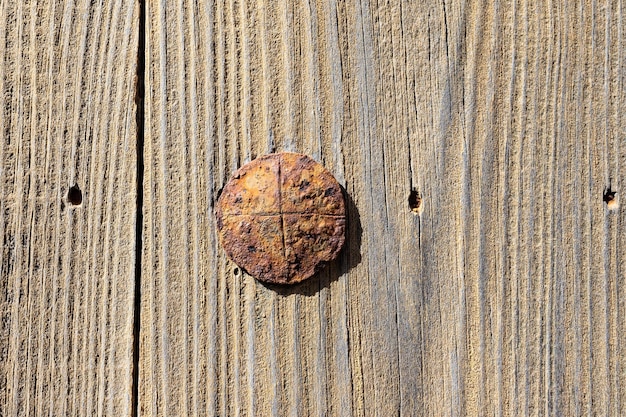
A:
[
  {"left": 141, "top": 0, "right": 626, "bottom": 415},
  {"left": 0, "top": 1, "right": 139, "bottom": 416}
]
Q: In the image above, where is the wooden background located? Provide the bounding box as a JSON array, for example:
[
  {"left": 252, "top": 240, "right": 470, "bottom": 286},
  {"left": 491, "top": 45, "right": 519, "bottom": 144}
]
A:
[{"left": 2, "top": 0, "right": 625, "bottom": 416}]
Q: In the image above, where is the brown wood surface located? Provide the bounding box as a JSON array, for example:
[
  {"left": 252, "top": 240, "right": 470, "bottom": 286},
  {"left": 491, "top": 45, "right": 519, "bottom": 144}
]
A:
[
  {"left": 2, "top": 0, "right": 626, "bottom": 416},
  {"left": 140, "top": 0, "right": 626, "bottom": 416},
  {"left": 0, "top": 1, "right": 139, "bottom": 415}
]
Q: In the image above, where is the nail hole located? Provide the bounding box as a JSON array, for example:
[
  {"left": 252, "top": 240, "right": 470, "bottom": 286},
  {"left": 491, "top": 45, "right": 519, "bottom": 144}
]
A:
[
  {"left": 604, "top": 188, "right": 619, "bottom": 210},
  {"left": 233, "top": 267, "right": 240, "bottom": 275},
  {"left": 408, "top": 189, "right": 423, "bottom": 215},
  {"left": 67, "top": 184, "right": 83, "bottom": 206}
]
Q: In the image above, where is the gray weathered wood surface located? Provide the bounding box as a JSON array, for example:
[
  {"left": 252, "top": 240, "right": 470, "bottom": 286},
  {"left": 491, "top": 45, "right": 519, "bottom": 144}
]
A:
[
  {"left": 0, "top": 1, "right": 139, "bottom": 415},
  {"left": 3, "top": 0, "right": 626, "bottom": 416}
]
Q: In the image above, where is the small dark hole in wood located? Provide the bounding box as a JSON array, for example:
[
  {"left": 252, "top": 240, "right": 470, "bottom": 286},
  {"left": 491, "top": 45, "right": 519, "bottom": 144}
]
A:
[
  {"left": 603, "top": 188, "right": 619, "bottom": 210},
  {"left": 67, "top": 184, "right": 83, "bottom": 206},
  {"left": 233, "top": 267, "right": 240, "bottom": 275},
  {"left": 603, "top": 190, "right": 616, "bottom": 203},
  {"left": 408, "top": 189, "right": 422, "bottom": 214}
]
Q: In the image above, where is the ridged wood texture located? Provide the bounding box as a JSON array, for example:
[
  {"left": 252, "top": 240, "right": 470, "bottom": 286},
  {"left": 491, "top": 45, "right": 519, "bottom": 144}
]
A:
[
  {"left": 0, "top": 1, "right": 139, "bottom": 416},
  {"left": 140, "top": 0, "right": 626, "bottom": 415},
  {"left": 140, "top": 0, "right": 626, "bottom": 416},
  {"left": 141, "top": 0, "right": 626, "bottom": 415},
  {"left": 2, "top": 0, "right": 625, "bottom": 416}
]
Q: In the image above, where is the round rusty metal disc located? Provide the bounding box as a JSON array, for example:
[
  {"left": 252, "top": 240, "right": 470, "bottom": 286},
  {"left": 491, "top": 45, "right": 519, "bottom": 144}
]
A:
[{"left": 215, "top": 153, "right": 346, "bottom": 284}]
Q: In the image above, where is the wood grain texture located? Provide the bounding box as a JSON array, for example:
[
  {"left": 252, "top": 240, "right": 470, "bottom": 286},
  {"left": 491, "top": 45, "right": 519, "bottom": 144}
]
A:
[
  {"left": 141, "top": 0, "right": 626, "bottom": 416},
  {"left": 0, "top": 1, "right": 139, "bottom": 416}
]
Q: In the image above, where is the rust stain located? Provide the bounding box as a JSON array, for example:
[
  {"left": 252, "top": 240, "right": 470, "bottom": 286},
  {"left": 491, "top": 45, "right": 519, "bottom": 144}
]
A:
[{"left": 215, "top": 153, "right": 346, "bottom": 284}]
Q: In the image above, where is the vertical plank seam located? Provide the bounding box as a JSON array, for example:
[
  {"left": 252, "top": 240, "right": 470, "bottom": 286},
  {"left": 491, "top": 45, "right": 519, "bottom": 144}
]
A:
[{"left": 132, "top": 0, "right": 146, "bottom": 415}]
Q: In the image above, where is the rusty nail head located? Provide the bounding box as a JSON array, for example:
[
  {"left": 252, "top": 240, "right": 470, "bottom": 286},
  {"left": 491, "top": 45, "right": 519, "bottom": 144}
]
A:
[{"left": 215, "top": 152, "right": 346, "bottom": 284}]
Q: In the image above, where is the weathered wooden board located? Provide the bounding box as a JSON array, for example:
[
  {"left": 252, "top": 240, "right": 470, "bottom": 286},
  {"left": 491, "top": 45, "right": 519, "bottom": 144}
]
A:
[
  {"left": 0, "top": 1, "right": 139, "bottom": 415},
  {"left": 140, "top": 0, "right": 626, "bottom": 415},
  {"left": 3, "top": 0, "right": 624, "bottom": 414}
]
